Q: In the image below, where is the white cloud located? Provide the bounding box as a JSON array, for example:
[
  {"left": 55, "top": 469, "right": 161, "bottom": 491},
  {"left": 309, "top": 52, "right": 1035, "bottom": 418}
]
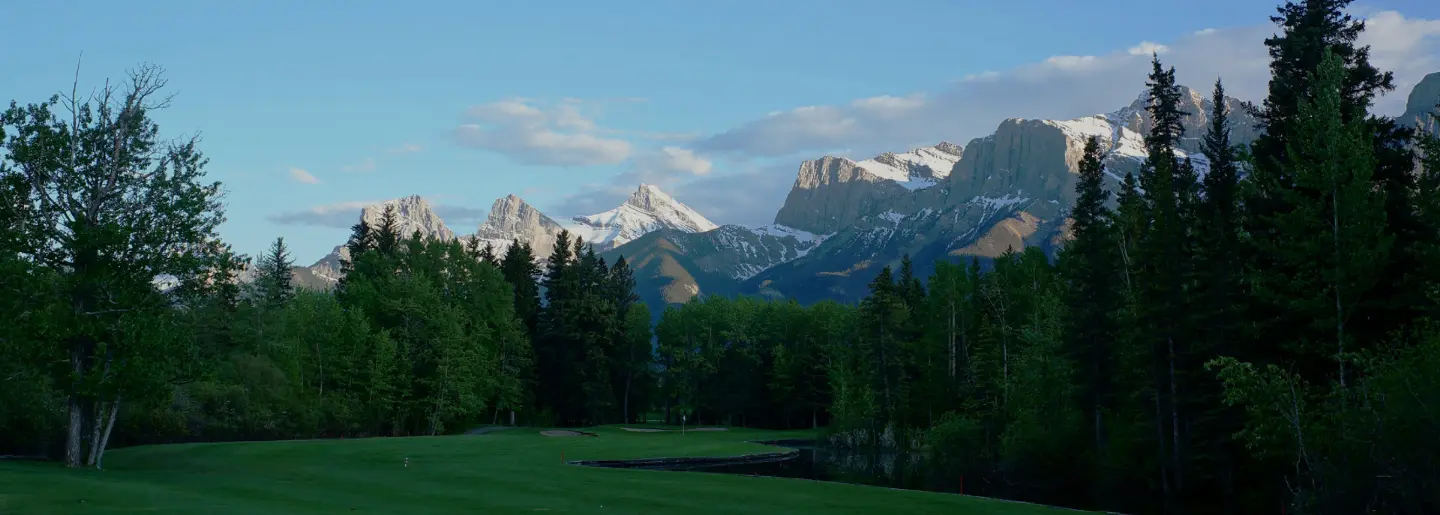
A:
[
  {"left": 1127, "top": 41, "right": 1171, "bottom": 56},
  {"left": 452, "top": 98, "right": 633, "bottom": 166},
  {"left": 693, "top": 9, "right": 1440, "bottom": 161},
  {"left": 1359, "top": 10, "right": 1440, "bottom": 108},
  {"left": 385, "top": 143, "right": 424, "bottom": 154},
  {"left": 342, "top": 157, "right": 376, "bottom": 173},
  {"left": 634, "top": 146, "right": 713, "bottom": 179},
  {"left": 289, "top": 168, "right": 320, "bottom": 185},
  {"left": 267, "top": 200, "right": 378, "bottom": 228}
]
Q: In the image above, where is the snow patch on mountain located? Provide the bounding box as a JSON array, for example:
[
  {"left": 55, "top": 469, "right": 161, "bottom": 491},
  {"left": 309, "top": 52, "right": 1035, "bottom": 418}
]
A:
[
  {"left": 854, "top": 142, "right": 964, "bottom": 190},
  {"left": 565, "top": 184, "right": 718, "bottom": 249}
]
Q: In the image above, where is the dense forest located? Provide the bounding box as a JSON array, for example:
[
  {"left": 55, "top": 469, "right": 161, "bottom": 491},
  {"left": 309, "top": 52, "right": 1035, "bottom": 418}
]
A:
[{"left": 3, "top": 0, "right": 1440, "bottom": 514}]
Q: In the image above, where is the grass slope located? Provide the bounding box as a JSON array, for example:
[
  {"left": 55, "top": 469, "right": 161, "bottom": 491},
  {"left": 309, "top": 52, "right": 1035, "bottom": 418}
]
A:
[{"left": 0, "top": 426, "right": 1088, "bottom": 515}]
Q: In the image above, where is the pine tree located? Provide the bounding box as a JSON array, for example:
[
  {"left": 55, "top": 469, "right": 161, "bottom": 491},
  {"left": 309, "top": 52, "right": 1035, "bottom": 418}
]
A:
[
  {"left": 1135, "top": 54, "right": 1194, "bottom": 508},
  {"left": 255, "top": 237, "right": 295, "bottom": 307},
  {"left": 1188, "top": 77, "right": 1249, "bottom": 514},
  {"left": 1252, "top": 49, "right": 1392, "bottom": 386},
  {"left": 1248, "top": 0, "right": 1424, "bottom": 353},
  {"left": 373, "top": 205, "right": 401, "bottom": 258},
  {"left": 479, "top": 242, "right": 498, "bottom": 266},
  {"left": 500, "top": 239, "right": 542, "bottom": 338},
  {"left": 858, "top": 266, "right": 909, "bottom": 438},
  {"left": 1059, "top": 136, "right": 1122, "bottom": 484}
]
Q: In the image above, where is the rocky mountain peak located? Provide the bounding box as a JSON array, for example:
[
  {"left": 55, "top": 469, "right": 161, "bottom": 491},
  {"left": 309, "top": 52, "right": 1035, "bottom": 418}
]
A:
[
  {"left": 934, "top": 141, "right": 964, "bottom": 156},
  {"left": 873, "top": 152, "right": 903, "bottom": 168},
  {"left": 567, "top": 184, "right": 718, "bottom": 249},
  {"left": 1403, "top": 72, "right": 1440, "bottom": 133},
  {"left": 624, "top": 183, "right": 679, "bottom": 212},
  {"left": 359, "top": 195, "right": 455, "bottom": 242}
]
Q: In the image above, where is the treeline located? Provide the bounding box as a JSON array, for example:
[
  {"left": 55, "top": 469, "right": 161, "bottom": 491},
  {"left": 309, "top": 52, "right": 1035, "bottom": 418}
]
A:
[
  {"left": 0, "top": 66, "right": 653, "bottom": 467},
  {"left": 650, "top": 2, "right": 1440, "bottom": 514}
]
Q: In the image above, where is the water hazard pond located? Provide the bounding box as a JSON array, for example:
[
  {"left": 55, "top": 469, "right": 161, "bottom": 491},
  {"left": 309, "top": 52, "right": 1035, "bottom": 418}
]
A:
[{"left": 574, "top": 439, "right": 967, "bottom": 496}]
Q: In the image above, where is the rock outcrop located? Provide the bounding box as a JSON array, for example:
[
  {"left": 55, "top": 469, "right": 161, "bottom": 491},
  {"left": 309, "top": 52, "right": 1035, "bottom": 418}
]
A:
[
  {"left": 1402, "top": 72, "right": 1440, "bottom": 134},
  {"left": 307, "top": 195, "right": 457, "bottom": 285},
  {"left": 772, "top": 143, "right": 962, "bottom": 235},
  {"left": 471, "top": 194, "right": 567, "bottom": 258},
  {"left": 743, "top": 85, "right": 1252, "bottom": 303}
]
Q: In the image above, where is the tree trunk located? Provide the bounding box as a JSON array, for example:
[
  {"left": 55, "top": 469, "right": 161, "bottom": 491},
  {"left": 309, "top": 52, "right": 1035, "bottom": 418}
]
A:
[
  {"left": 66, "top": 393, "right": 84, "bottom": 468},
  {"left": 65, "top": 337, "right": 88, "bottom": 468},
  {"left": 623, "top": 370, "right": 633, "bottom": 424},
  {"left": 1169, "top": 335, "right": 1183, "bottom": 493},
  {"left": 94, "top": 397, "right": 120, "bottom": 470},
  {"left": 86, "top": 399, "right": 105, "bottom": 466}
]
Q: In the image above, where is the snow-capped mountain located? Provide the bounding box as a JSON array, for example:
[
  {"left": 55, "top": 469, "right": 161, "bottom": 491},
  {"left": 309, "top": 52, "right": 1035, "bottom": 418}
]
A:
[
  {"left": 565, "top": 184, "right": 719, "bottom": 250},
  {"left": 772, "top": 142, "right": 964, "bottom": 235},
  {"left": 290, "top": 184, "right": 724, "bottom": 288},
  {"left": 742, "top": 84, "right": 1256, "bottom": 303},
  {"left": 853, "top": 141, "right": 964, "bottom": 190}
]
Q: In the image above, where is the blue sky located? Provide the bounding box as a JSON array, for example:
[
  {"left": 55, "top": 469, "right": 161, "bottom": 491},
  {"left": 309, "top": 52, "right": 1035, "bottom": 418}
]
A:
[{"left": 4, "top": 0, "right": 1438, "bottom": 264}]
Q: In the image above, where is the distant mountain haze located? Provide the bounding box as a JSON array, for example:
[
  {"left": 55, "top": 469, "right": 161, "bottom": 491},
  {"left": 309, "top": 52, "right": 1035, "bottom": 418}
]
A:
[{"left": 274, "top": 79, "right": 1433, "bottom": 312}]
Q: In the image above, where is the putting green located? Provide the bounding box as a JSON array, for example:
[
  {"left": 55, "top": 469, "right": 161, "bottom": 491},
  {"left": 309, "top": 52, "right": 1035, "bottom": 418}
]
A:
[{"left": 0, "top": 426, "right": 1090, "bottom": 514}]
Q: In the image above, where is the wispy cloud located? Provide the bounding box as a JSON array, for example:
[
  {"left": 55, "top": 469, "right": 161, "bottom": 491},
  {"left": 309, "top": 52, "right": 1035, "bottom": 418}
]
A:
[
  {"left": 451, "top": 98, "right": 632, "bottom": 166},
  {"left": 385, "top": 142, "right": 425, "bottom": 154},
  {"left": 267, "top": 200, "right": 379, "bottom": 228},
  {"left": 433, "top": 205, "right": 490, "bottom": 228},
  {"left": 690, "top": 10, "right": 1439, "bottom": 162},
  {"left": 289, "top": 168, "right": 321, "bottom": 185},
  {"left": 342, "top": 157, "right": 377, "bottom": 173}
]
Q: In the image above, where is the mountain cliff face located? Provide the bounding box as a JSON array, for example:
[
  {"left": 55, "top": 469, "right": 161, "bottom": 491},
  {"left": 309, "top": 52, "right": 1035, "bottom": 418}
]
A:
[
  {"left": 737, "top": 86, "right": 1255, "bottom": 302},
  {"left": 471, "top": 194, "right": 567, "bottom": 258},
  {"left": 306, "top": 195, "right": 456, "bottom": 286},
  {"left": 772, "top": 143, "right": 963, "bottom": 234},
  {"left": 1402, "top": 72, "right": 1440, "bottom": 134}
]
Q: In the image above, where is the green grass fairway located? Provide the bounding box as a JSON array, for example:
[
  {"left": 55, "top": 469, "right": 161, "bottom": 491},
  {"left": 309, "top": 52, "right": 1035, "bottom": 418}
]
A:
[{"left": 0, "top": 426, "right": 1089, "bottom": 514}]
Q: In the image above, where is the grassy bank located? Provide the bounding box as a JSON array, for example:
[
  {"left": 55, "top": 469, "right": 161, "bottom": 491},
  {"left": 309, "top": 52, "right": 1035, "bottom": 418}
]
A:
[{"left": 0, "top": 426, "right": 1089, "bottom": 514}]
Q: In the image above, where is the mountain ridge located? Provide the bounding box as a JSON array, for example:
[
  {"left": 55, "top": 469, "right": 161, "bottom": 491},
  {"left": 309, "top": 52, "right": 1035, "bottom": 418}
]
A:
[{"left": 280, "top": 76, "right": 1437, "bottom": 312}]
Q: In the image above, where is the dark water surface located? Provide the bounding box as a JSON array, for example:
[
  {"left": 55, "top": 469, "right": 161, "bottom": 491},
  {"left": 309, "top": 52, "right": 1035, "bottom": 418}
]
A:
[{"left": 683, "top": 440, "right": 967, "bottom": 495}]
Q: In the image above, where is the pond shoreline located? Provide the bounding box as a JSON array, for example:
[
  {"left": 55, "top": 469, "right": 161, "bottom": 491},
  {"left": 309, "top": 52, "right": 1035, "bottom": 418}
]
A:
[{"left": 567, "top": 439, "right": 806, "bottom": 470}]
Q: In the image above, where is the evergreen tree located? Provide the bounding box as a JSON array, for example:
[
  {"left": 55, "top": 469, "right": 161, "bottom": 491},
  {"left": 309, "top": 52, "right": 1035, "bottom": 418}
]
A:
[
  {"left": 1251, "top": 49, "right": 1392, "bottom": 386},
  {"left": 479, "top": 242, "right": 498, "bottom": 266},
  {"left": 1191, "top": 78, "right": 1248, "bottom": 512},
  {"left": 857, "top": 266, "right": 910, "bottom": 438},
  {"left": 1058, "top": 136, "right": 1122, "bottom": 487},
  {"left": 255, "top": 237, "right": 295, "bottom": 307},
  {"left": 1135, "top": 54, "right": 1194, "bottom": 509},
  {"left": 500, "top": 239, "right": 542, "bottom": 338},
  {"left": 1248, "top": 0, "right": 1424, "bottom": 354},
  {"left": 373, "top": 205, "right": 401, "bottom": 257}
]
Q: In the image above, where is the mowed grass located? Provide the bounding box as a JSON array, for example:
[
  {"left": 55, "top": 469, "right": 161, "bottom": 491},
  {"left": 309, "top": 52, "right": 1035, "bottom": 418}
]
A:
[{"left": 0, "top": 426, "right": 1089, "bottom": 515}]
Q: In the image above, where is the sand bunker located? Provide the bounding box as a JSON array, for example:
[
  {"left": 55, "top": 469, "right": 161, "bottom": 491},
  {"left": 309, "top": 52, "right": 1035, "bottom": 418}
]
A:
[{"left": 540, "top": 430, "right": 598, "bottom": 437}]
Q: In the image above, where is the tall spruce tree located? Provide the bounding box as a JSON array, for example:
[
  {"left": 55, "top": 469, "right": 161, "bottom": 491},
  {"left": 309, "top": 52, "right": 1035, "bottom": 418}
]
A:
[
  {"left": 1059, "top": 136, "right": 1122, "bottom": 481},
  {"left": 1251, "top": 49, "right": 1392, "bottom": 386},
  {"left": 256, "top": 237, "right": 295, "bottom": 307},
  {"left": 500, "top": 239, "right": 542, "bottom": 338},
  {"left": 1135, "top": 54, "right": 1193, "bottom": 508},
  {"left": 1248, "top": 0, "right": 1424, "bottom": 354}
]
